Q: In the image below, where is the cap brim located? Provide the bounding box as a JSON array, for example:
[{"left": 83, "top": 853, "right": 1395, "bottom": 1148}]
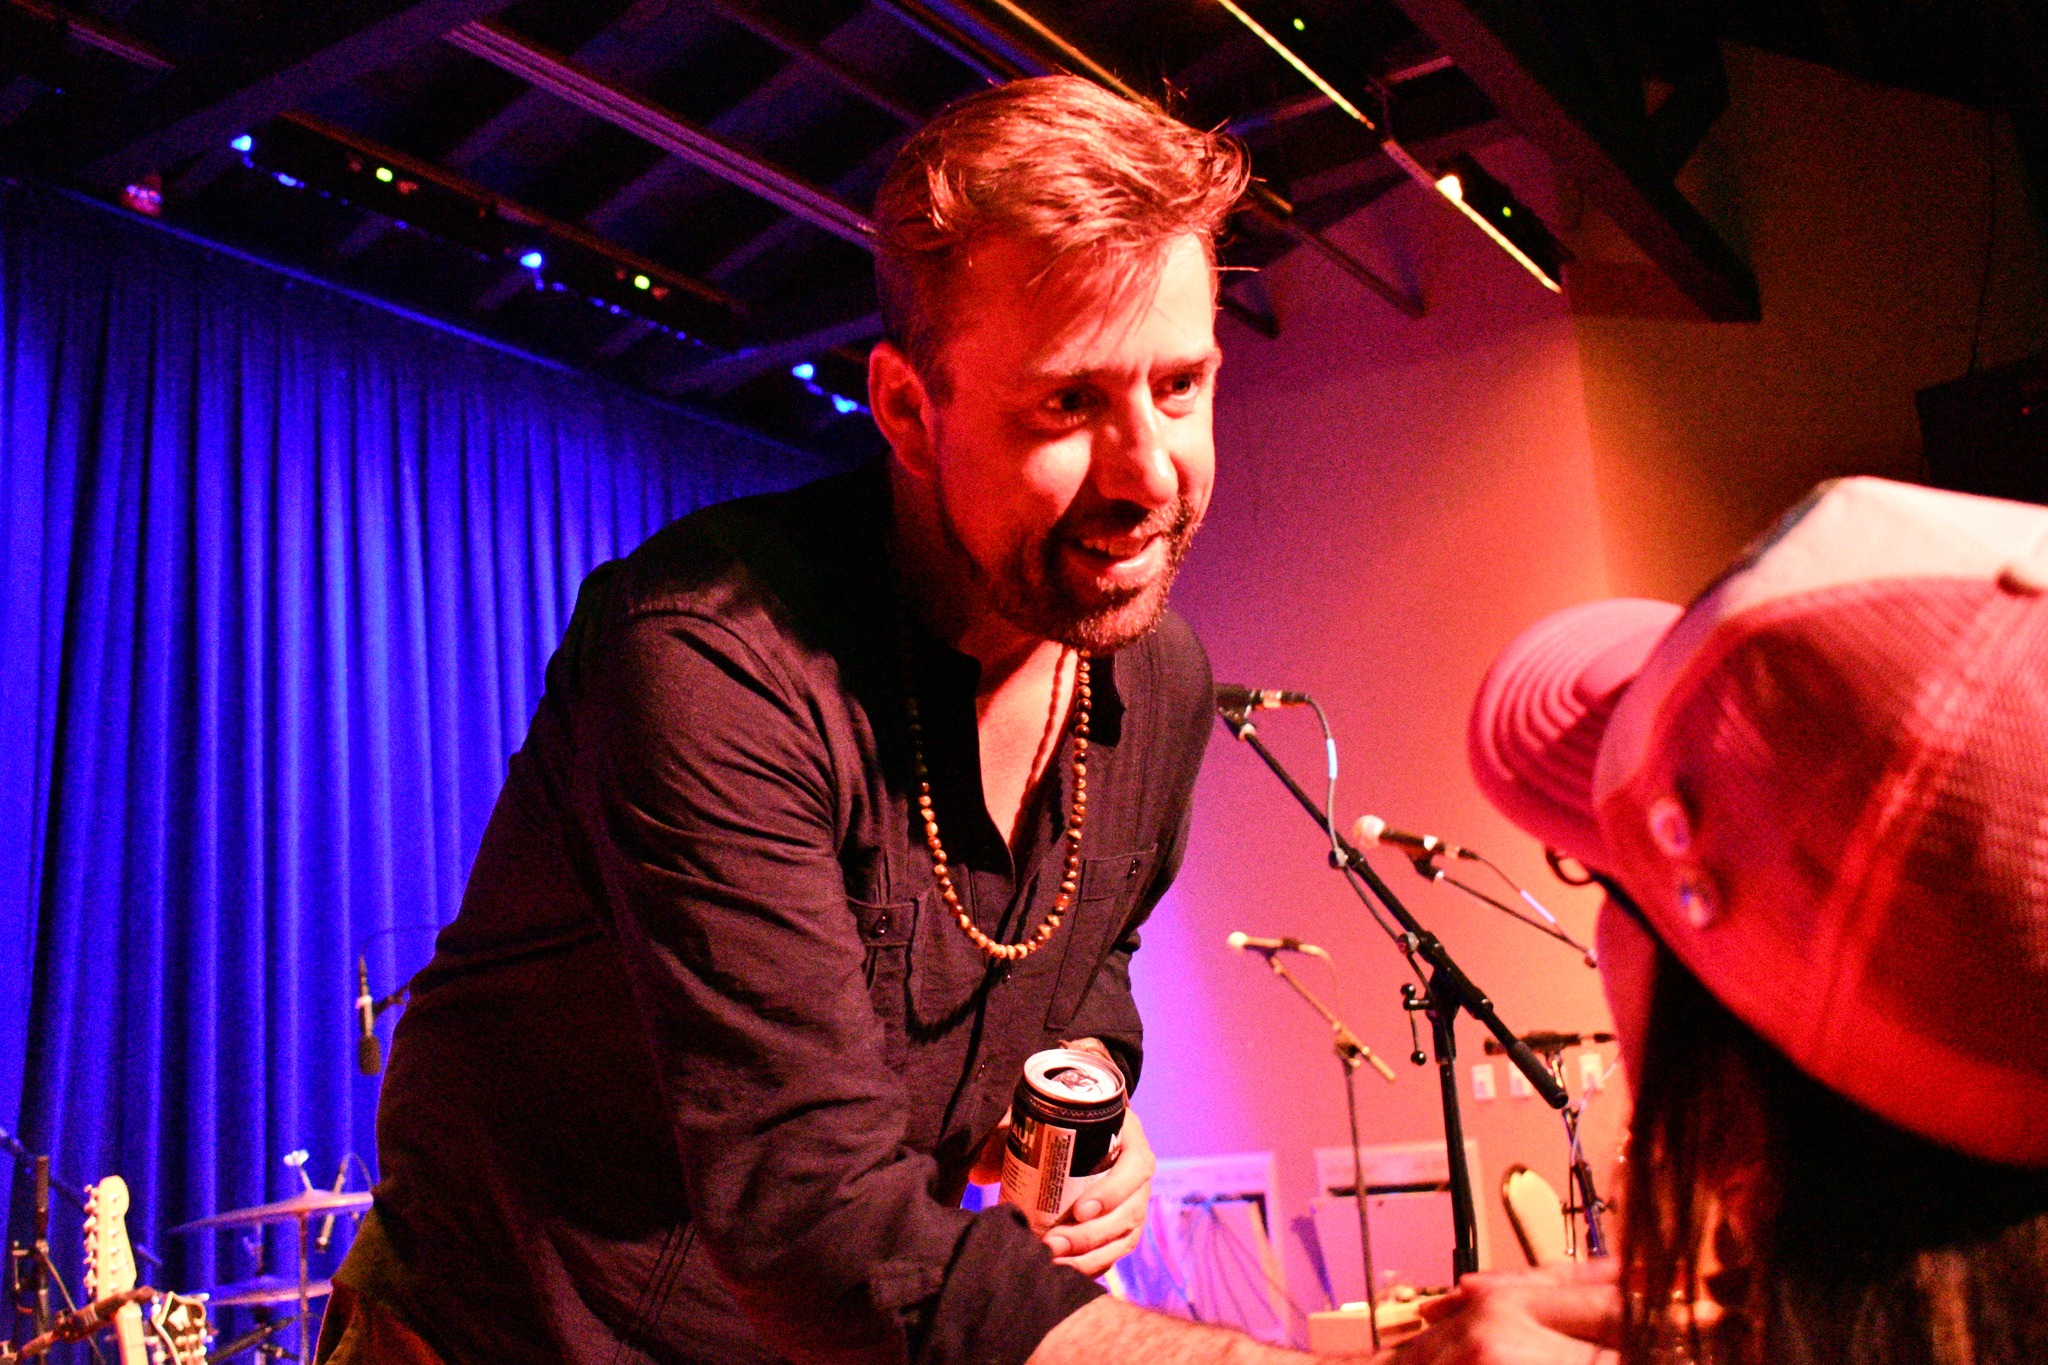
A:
[{"left": 1467, "top": 598, "right": 1682, "bottom": 869}]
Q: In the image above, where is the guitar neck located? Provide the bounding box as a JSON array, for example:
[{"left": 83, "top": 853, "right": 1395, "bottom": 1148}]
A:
[{"left": 111, "top": 1300, "right": 149, "bottom": 1365}]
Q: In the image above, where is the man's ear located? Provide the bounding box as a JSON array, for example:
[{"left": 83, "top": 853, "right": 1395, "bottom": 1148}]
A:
[{"left": 868, "top": 340, "right": 937, "bottom": 478}]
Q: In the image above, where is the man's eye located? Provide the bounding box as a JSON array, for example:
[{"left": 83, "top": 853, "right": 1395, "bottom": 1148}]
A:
[{"left": 1050, "top": 390, "right": 1092, "bottom": 415}]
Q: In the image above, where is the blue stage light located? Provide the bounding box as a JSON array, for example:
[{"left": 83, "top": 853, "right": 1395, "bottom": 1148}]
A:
[
  {"left": 790, "top": 362, "right": 815, "bottom": 381},
  {"left": 831, "top": 394, "right": 859, "bottom": 415},
  {"left": 519, "top": 250, "right": 544, "bottom": 270},
  {"left": 230, "top": 135, "right": 254, "bottom": 153}
]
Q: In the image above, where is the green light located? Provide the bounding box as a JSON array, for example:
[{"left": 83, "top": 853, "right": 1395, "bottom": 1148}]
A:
[
  {"left": 375, "top": 166, "right": 394, "bottom": 183},
  {"left": 633, "top": 274, "right": 652, "bottom": 291},
  {"left": 1213, "top": 0, "right": 1373, "bottom": 127},
  {"left": 1292, "top": 16, "right": 1305, "bottom": 30},
  {"left": 1501, "top": 205, "right": 1513, "bottom": 217}
]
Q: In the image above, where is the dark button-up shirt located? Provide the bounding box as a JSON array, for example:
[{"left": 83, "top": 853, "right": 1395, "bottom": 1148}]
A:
[{"left": 350, "top": 464, "right": 1213, "bottom": 1365}]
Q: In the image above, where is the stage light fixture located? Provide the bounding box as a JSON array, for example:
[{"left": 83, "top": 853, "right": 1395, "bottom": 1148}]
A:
[
  {"left": 238, "top": 115, "right": 737, "bottom": 347},
  {"left": 1208, "top": 1, "right": 1573, "bottom": 298},
  {"left": 790, "top": 362, "right": 815, "bottom": 381},
  {"left": 831, "top": 394, "right": 859, "bottom": 415},
  {"left": 120, "top": 179, "right": 162, "bottom": 217},
  {"left": 1433, "top": 155, "right": 1569, "bottom": 293},
  {"left": 1212, "top": 0, "right": 1373, "bottom": 126},
  {"left": 229, "top": 134, "right": 253, "bottom": 153}
]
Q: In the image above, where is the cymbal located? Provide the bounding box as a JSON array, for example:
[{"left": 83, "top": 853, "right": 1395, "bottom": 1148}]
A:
[
  {"left": 206, "top": 1275, "right": 335, "bottom": 1308},
  {"left": 173, "top": 1190, "right": 372, "bottom": 1233}
]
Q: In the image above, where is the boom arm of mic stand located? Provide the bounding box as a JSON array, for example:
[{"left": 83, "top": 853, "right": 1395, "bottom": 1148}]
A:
[
  {"left": 1259, "top": 954, "right": 1398, "bottom": 1082},
  {"left": 1218, "top": 711, "right": 1566, "bottom": 1108}
]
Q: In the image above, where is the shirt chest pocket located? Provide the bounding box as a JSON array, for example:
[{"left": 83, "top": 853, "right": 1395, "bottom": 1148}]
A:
[
  {"left": 850, "top": 893, "right": 920, "bottom": 1073},
  {"left": 1043, "top": 847, "right": 1156, "bottom": 1032}
]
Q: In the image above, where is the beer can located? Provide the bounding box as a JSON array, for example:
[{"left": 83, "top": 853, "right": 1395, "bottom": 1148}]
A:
[{"left": 999, "top": 1048, "right": 1127, "bottom": 1235}]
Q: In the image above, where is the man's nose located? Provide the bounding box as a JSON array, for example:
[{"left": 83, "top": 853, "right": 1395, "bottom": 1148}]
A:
[{"left": 1094, "top": 398, "right": 1178, "bottom": 511}]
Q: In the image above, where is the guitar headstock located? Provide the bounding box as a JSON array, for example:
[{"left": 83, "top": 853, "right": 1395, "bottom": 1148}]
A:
[
  {"left": 84, "top": 1175, "right": 137, "bottom": 1298},
  {"left": 85, "top": 1175, "right": 149, "bottom": 1365},
  {"left": 149, "top": 1292, "right": 213, "bottom": 1365}
]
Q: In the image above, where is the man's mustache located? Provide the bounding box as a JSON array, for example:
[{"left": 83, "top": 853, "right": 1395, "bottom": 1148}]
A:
[{"left": 1054, "top": 499, "right": 1199, "bottom": 544}]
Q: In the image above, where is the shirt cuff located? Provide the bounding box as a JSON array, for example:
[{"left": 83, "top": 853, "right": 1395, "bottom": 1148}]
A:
[{"left": 910, "top": 1204, "right": 1106, "bottom": 1365}]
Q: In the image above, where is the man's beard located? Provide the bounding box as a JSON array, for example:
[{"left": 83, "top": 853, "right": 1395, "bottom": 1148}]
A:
[{"left": 935, "top": 490, "right": 1202, "bottom": 654}]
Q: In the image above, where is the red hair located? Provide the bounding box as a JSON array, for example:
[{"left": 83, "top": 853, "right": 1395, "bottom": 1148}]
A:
[{"left": 873, "top": 76, "right": 1248, "bottom": 384}]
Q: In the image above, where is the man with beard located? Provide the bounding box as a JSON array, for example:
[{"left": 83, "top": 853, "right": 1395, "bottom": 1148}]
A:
[{"left": 323, "top": 77, "right": 1324, "bottom": 1365}]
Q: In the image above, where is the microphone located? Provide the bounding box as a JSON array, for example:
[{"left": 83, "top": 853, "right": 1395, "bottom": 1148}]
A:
[
  {"left": 1226, "top": 931, "right": 1331, "bottom": 960},
  {"left": 356, "top": 957, "right": 383, "bottom": 1077},
  {"left": 1214, "top": 683, "right": 1313, "bottom": 713},
  {"left": 314, "top": 1163, "right": 349, "bottom": 1254},
  {"left": 1351, "top": 814, "right": 1478, "bottom": 862}
]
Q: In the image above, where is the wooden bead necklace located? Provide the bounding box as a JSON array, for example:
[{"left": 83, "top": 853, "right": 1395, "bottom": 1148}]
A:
[{"left": 904, "top": 646, "right": 1091, "bottom": 963}]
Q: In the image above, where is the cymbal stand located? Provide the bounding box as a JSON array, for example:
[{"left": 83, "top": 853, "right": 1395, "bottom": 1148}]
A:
[
  {"left": 1218, "top": 706, "right": 1567, "bottom": 1279},
  {"left": 278, "top": 1154, "right": 314, "bottom": 1365},
  {"left": 290, "top": 1215, "right": 311, "bottom": 1365}
]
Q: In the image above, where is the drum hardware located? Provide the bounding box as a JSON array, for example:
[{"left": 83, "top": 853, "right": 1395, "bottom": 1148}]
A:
[
  {"left": 203, "top": 1279, "right": 333, "bottom": 1311},
  {"left": 203, "top": 1313, "right": 302, "bottom": 1365},
  {"left": 173, "top": 1154, "right": 368, "bottom": 1365}
]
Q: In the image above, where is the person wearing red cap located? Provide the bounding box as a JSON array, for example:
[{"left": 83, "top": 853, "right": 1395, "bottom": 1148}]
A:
[{"left": 1404, "top": 477, "right": 2048, "bottom": 1364}]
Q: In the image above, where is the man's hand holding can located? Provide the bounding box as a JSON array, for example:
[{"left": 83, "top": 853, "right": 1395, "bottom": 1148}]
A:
[
  {"left": 1045, "top": 1106, "right": 1153, "bottom": 1276},
  {"left": 975, "top": 1044, "right": 1155, "bottom": 1277}
]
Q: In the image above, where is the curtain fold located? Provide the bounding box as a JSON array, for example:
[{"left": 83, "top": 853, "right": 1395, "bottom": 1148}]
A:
[{"left": 0, "top": 185, "right": 843, "bottom": 1294}]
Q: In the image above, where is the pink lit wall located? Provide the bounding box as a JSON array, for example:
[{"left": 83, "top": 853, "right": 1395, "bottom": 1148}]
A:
[{"left": 1571, "top": 44, "right": 2048, "bottom": 600}]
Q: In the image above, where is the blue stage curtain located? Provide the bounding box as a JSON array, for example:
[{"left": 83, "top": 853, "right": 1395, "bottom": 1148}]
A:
[{"left": 0, "top": 184, "right": 845, "bottom": 1295}]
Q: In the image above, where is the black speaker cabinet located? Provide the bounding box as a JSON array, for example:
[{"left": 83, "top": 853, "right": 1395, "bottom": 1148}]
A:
[{"left": 1916, "top": 351, "right": 2048, "bottom": 506}]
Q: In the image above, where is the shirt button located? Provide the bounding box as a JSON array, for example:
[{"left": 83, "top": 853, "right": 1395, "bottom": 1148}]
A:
[{"left": 873, "top": 912, "right": 891, "bottom": 936}]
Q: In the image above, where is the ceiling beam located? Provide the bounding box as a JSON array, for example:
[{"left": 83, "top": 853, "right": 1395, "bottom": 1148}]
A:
[
  {"left": 84, "top": 0, "right": 524, "bottom": 188},
  {"left": 701, "top": 0, "right": 928, "bottom": 126},
  {"left": 274, "top": 110, "right": 741, "bottom": 327},
  {"left": 657, "top": 311, "right": 884, "bottom": 397},
  {"left": 866, "top": 0, "right": 1028, "bottom": 83},
  {"left": 705, "top": 129, "right": 908, "bottom": 287},
  {"left": 444, "top": 20, "right": 873, "bottom": 248},
  {"left": 335, "top": 0, "right": 683, "bottom": 261},
  {"left": 442, "top": 0, "right": 682, "bottom": 176},
  {"left": 1384, "top": 0, "right": 1760, "bottom": 320}
]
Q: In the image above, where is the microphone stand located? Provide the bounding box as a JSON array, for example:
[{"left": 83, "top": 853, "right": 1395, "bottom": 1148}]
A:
[
  {"left": 1243, "top": 947, "right": 1396, "bottom": 1346},
  {"left": 1219, "top": 707, "right": 1566, "bottom": 1279},
  {"left": 0, "top": 1127, "right": 162, "bottom": 1271},
  {"left": 1487, "top": 1036, "right": 1613, "bottom": 1259}
]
